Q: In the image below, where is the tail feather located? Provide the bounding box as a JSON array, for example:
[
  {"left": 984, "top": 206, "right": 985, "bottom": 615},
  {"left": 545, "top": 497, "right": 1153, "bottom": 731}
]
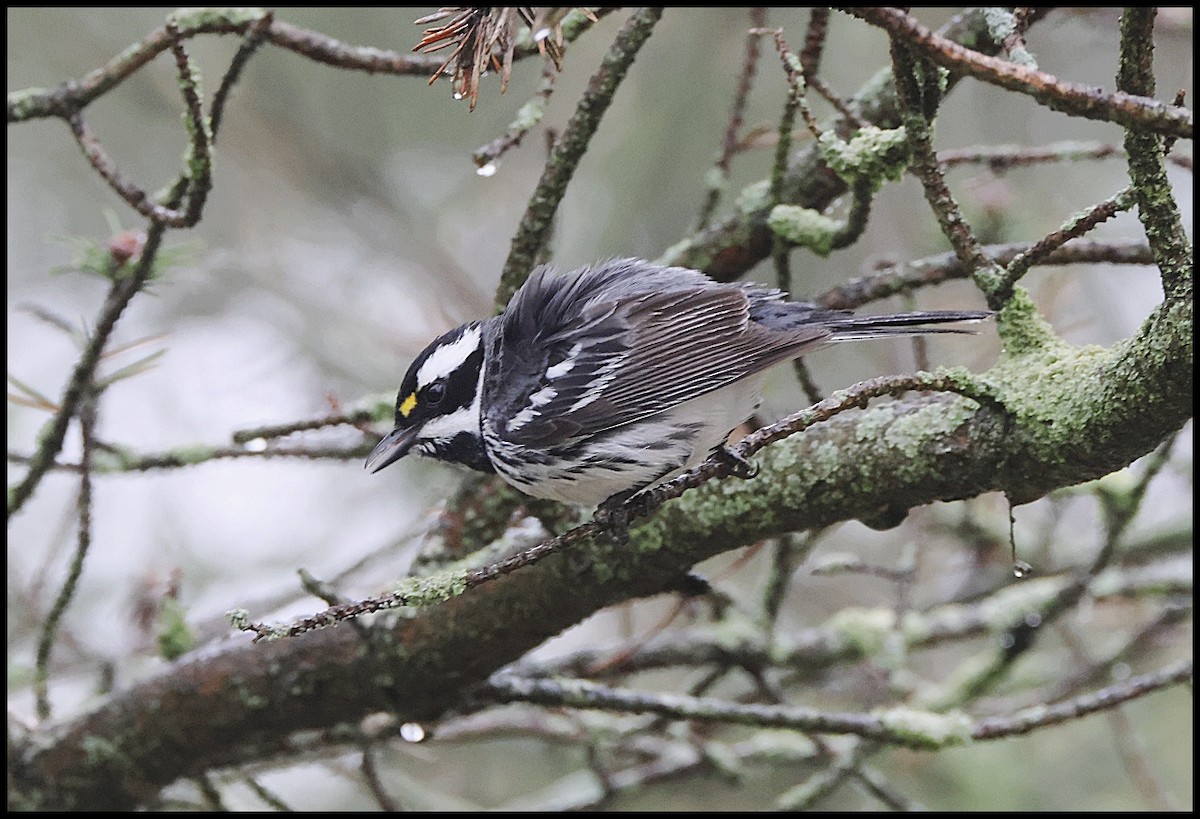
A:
[
  {"left": 751, "top": 301, "right": 993, "bottom": 341},
  {"left": 824, "top": 310, "right": 993, "bottom": 341}
]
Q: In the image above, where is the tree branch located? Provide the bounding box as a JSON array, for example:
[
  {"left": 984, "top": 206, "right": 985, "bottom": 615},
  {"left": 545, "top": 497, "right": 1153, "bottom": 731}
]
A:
[
  {"left": 10, "top": 273, "right": 1190, "bottom": 807},
  {"left": 841, "top": 7, "right": 1192, "bottom": 139},
  {"left": 661, "top": 7, "right": 1020, "bottom": 281}
]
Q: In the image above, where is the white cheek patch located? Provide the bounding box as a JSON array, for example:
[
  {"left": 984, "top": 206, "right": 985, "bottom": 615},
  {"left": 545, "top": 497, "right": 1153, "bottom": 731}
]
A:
[
  {"left": 415, "top": 324, "right": 482, "bottom": 389},
  {"left": 418, "top": 406, "right": 478, "bottom": 443}
]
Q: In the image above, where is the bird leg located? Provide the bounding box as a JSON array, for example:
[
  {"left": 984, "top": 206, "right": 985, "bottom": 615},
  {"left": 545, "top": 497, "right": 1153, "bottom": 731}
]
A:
[
  {"left": 714, "top": 445, "right": 758, "bottom": 479},
  {"left": 594, "top": 489, "right": 637, "bottom": 545}
]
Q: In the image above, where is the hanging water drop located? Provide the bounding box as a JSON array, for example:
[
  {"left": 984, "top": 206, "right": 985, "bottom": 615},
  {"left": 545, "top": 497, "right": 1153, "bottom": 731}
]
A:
[
  {"left": 476, "top": 161, "right": 498, "bottom": 177},
  {"left": 1012, "top": 560, "right": 1034, "bottom": 578}
]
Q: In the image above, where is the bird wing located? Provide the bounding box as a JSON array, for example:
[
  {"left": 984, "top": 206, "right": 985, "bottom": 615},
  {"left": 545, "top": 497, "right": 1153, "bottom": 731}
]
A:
[{"left": 483, "top": 261, "right": 830, "bottom": 448}]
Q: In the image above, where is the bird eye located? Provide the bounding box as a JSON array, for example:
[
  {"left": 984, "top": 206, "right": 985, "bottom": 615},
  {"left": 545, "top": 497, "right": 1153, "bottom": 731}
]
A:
[{"left": 426, "top": 382, "right": 446, "bottom": 405}]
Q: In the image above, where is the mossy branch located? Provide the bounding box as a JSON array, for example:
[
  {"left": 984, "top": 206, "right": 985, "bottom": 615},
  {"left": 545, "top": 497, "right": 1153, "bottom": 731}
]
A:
[{"left": 11, "top": 273, "right": 1191, "bottom": 807}]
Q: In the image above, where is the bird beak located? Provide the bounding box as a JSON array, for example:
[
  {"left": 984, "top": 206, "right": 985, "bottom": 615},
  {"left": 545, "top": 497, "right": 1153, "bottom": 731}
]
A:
[{"left": 364, "top": 426, "right": 419, "bottom": 473}]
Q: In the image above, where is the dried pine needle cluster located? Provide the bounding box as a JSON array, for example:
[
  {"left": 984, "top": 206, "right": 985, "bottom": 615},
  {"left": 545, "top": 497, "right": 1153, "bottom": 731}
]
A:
[{"left": 413, "top": 7, "right": 595, "bottom": 110}]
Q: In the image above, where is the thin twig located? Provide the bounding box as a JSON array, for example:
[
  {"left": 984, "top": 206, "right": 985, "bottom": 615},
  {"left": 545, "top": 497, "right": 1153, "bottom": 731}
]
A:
[
  {"left": 360, "top": 743, "right": 401, "bottom": 812},
  {"left": 939, "top": 140, "right": 1123, "bottom": 170},
  {"left": 695, "top": 8, "right": 767, "bottom": 231},
  {"left": 34, "top": 392, "right": 97, "bottom": 720},
  {"left": 7, "top": 9, "right": 613, "bottom": 124},
  {"left": 167, "top": 22, "right": 213, "bottom": 228},
  {"left": 841, "top": 7, "right": 1192, "bottom": 139},
  {"left": 971, "top": 659, "right": 1193, "bottom": 740},
  {"left": 7, "top": 220, "right": 168, "bottom": 519},
  {"left": 484, "top": 659, "right": 1193, "bottom": 747},
  {"left": 473, "top": 56, "right": 559, "bottom": 171},
  {"left": 995, "top": 186, "right": 1138, "bottom": 303},
  {"left": 232, "top": 410, "right": 376, "bottom": 443},
  {"left": 242, "top": 372, "right": 1003, "bottom": 639},
  {"left": 209, "top": 11, "right": 274, "bottom": 141},
  {"left": 61, "top": 24, "right": 213, "bottom": 230},
  {"left": 494, "top": 7, "right": 665, "bottom": 310},
  {"left": 888, "top": 37, "right": 1004, "bottom": 304},
  {"left": 819, "top": 238, "right": 1154, "bottom": 310}
]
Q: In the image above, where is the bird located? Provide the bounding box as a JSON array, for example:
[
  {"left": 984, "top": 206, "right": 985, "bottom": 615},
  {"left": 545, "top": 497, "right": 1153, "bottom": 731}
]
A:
[{"left": 365, "top": 257, "right": 990, "bottom": 522}]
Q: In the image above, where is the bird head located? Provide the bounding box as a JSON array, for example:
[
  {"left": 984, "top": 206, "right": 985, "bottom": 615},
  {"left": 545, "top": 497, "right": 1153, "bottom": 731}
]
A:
[{"left": 365, "top": 320, "right": 491, "bottom": 474}]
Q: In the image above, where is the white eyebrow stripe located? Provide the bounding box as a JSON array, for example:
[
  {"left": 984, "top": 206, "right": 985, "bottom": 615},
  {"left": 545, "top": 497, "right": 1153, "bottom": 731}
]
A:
[
  {"left": 418, "top": 405, "right": 478, "bottom": 441},
  {"left": 416, "top": 324, "right": 482, "bottom": 388}
]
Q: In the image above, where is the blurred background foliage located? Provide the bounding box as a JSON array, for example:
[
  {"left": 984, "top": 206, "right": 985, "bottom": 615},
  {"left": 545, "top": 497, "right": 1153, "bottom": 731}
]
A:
[{"left": 7, "top": 7, "right": 1192, "bottom": 810}]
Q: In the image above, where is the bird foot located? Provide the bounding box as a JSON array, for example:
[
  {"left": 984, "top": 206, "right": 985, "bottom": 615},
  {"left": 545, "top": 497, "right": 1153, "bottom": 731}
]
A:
[
  {"left": 716, "top": 446, "right": 758, "bottom": 479},
  {"left": 594, "top": 493, "right": 634, "bottom": 545}
]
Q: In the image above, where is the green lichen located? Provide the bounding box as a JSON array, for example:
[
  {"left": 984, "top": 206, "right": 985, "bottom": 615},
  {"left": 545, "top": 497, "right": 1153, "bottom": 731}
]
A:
[
  {"left": 735, "top": 179, "right": 773, "bottom": 216},
  {"left": 976, "top": 576, "right": 1061, "bottom": 630},
  {"left": 882, "top": 399, "right": 975, "bottom": 451},
  {"left": 851, "top": 402, "right": 899, "bottom": 445},
  {"left": 875, "top": 705, "right": 973, "bottom": 749},
  {"left": 971, "top": 284, "right": 1138, "bottom": 494},
  {"left": 824, "top": 606, "right": 896, "bottom": 657},
  {"left": 226, "top": 608, "right": 251, "bottom": 630},
  {"left": 748, "top": 435, "right": 844, "bottom": 519},
  {"left": 981, "top": 8, "right": 1039, "bottom": 69},
  {"left": 776, "top": 776, "right": 824, "bottom": 809},
  {"left": 984, "top": 327, "right": 1112, "bottom": 466},
  {"left": 838, "top": 397, "right": 977, "bottom": 498},
  {"left": 703, "top": 166, "right": 728, "bottom": 195},
  {"left": 991, "top": 286, "right": 1059, "bottom": 355},
  {"left": 746, "top": 731, "right": 820, "bottom": 766},
  {"left": 391, "top": 567, "right": 470, "bottom": 607},
  {"left": 818, "top": 125, "right": 911, "bottom": 192},
  {"left": 167, "top": 7, "right": 269, "bottom": 31},
  {"left": 766, "top": 204, "right": 839, "bottom": 257},
  {"left": 156, "top": 597, "right": 195, "bottom": 661},
  {"left": 511, "top": 96, "right": 546, "bottom": 130},
  {"left": 173, "top": 445, "right": 220, "bottom": 466},
  {"left": 919, "top": 652, "right": 1003, "bottom": 711},
  {"left": 701, "top": 741, "right": 744, "bottom": 779},
  {"left": 6, "top": 86, "right": 50, "bottom": 121},
  {"left": 81, "top": 735, "right": 139, "bottom": 774},
  {"left": 707, "top": 611, "right": 765, "bottom": 654}
]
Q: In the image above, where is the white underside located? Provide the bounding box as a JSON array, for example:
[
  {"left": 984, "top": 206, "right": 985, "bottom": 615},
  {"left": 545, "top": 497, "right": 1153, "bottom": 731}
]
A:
[{"left": 484, "top": 377, "right": 763, "bottom": 507}]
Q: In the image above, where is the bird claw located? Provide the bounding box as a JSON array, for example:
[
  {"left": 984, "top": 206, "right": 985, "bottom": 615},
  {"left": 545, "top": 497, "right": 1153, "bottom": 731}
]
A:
[
  {"left": 594, "top": 494, "right": 633, "bottom": 544},
  {"left": 716, "top": 446, "right": 758, "bottom": 479},
  {"left": 594, "top": 506, "right": 631, "bottom": 545}
]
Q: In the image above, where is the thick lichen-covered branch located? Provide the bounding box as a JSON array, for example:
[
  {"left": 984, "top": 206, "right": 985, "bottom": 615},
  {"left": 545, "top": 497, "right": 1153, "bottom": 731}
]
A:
[{"left": 11, "top": 272, "right": 1191, "bottom": 807}]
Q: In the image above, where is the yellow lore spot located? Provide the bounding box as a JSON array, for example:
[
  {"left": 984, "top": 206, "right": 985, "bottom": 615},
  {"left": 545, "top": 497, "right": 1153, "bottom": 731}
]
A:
[{"left": 399, "top": 392, "right": 418, "bottom": 417}]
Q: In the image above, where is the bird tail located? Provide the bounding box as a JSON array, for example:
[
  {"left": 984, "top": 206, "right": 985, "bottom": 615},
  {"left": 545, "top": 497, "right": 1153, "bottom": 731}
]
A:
[
  {"left": 750, "top": 299, "right": 992, "bottom": 341},
  {"left": 821, "top": 309, "right": 994, "bottom": 342}
]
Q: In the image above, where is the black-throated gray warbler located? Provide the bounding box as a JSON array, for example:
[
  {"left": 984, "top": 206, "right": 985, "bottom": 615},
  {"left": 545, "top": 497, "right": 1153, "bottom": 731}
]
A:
[{"left": 366, "top": 258, "right": 989, "bottom": 513}]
